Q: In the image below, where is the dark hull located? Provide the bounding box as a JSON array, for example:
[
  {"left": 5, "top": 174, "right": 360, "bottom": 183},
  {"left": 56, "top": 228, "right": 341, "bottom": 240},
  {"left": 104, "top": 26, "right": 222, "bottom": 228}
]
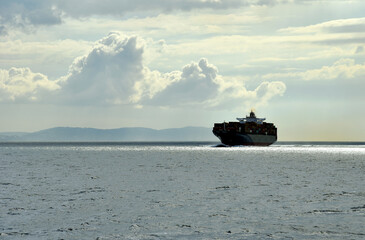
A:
[{"left": 213, "top": 130, "right": 276, "bottom": 146}]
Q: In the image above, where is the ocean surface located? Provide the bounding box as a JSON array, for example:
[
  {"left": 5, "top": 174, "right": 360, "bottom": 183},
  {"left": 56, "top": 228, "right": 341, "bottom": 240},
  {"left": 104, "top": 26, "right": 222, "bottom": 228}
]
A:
[{"left": 1, "top": 142, "right": 365, "bottom": 240}]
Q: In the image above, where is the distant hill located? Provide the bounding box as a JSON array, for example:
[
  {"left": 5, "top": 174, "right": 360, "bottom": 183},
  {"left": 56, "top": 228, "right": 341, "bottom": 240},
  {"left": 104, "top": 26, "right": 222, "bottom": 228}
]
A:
[{"left": 0, "top": 127, "right": 216, "bottom": 142}]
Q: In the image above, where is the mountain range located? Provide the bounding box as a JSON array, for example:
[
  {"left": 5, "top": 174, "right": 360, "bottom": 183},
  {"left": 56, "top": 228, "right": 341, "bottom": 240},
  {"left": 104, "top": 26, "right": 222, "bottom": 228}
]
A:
[{"left": 0, "top": 127, "right": 216, "bottom": 142}]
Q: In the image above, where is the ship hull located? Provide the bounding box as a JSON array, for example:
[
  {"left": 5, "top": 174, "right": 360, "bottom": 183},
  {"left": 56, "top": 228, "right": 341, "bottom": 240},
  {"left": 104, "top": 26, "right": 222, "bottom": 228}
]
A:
[{"left": 213, "top": 130, "right": 276, "bottom": 146}]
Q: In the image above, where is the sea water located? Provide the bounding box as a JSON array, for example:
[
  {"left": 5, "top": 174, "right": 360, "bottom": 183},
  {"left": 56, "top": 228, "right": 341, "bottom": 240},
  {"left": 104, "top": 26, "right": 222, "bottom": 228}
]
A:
[{"left": 1, "top": 142, "right": 364, "bottom": 240}]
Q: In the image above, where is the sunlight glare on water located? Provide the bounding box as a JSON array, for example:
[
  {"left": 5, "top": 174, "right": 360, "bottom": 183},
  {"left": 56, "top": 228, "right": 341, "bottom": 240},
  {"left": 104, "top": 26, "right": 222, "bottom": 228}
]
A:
[{"left": 1, "top": 142, "right": 364, "bottom": 239}]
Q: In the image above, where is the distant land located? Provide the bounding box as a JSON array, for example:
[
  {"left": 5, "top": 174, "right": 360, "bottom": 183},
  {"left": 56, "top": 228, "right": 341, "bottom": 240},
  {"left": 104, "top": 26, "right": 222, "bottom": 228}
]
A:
[{"left": 0, "top": 127, "right": 217, "bottom": 142}]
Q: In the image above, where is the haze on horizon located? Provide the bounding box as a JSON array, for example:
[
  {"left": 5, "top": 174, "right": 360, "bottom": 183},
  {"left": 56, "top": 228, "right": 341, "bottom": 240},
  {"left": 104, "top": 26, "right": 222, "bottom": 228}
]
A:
[{"left": 1, "top": 0, "right": 364, "bottom": 141}]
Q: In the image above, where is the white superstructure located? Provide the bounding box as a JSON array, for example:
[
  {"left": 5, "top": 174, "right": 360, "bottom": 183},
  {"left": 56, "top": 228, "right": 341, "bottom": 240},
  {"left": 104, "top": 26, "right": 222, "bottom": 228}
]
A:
[{"left": 236, "top": 111, "right": 265, "bottom": 125}]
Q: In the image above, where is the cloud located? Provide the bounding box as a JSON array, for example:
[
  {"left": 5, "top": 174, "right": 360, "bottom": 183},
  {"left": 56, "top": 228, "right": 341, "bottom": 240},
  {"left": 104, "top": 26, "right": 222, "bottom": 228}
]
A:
[
  {"left": 57, "top": 32, "right": 233, "bottom": 106},
  {"left": 57, "top": 32, "right": 178, "bottom": 105},
  {"left": 301, "top": 59, "right": 365, "bottom": 80},
  {"left": 0, "top": 25, "right": 7, "bottom": 36},
  {"left": 255, "top": 81, "right": 286, "bottom": 104},
  {"left": 209, "top": 79, "right": 286, "bottom": 109},
  {"left": 142, "top": 58, "right": 286, "bottom": 108},
  {"left": 0, "top": 67, "right": 60, "bottom": 102},
  {"left": 0, "top": 0, "right": 291, "bottom": 35},
  {"left": 57, "top": 32, "right": 225, "bottom": 106},
  {"left": 146, "top": 58, "right": 221, "bottom": 106},
  {"left": 0, "top": 1, "right": 62, "bottom": 34},
  {"left": 280, "top": 17, "right": 365, "bottom": 34},
  {"left": 355, "top": 46, "right": 364, "bottom": 54},
  {"left": 0, "top": 32, "right": 286, "bottom": 108},
  {"left": 53, "top": 0, "right": 293, "bottom": 19},
  {"left": 56, "top": 0, "right": 245, "bottom": 17},
  {"left": 277, "top": 17, "right": 365, "bottom": 45},
  {"left": 263, "top": 58, "right": 365, "bottom": 81},
  {"left": 58, "top": 32, "right": 146, "bottom": 104}
]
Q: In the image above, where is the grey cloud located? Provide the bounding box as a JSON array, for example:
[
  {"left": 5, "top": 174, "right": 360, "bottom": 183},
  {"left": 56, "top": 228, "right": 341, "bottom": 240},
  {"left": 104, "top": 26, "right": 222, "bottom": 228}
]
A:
[
  {"left": 26, "top": 8, "right": 62, "bottom": 25},
  {"left": 0, "top": 0, "right": 288, "bottom": 34},
  {"left": 0, "top": 0, "right": 62, "bottom": 34},
  {"left": 58, "top": 0, "right": 298, "bottom": 16},
  {"left": 326, "top": 24, "right": 365, "bottom": 34},
  {"left": 314, "top": 37, "right": 365, "bottom": 45},
  {"left": 56, "top": 0, "right": 248, "bottom": 18},
  {"left": 0, "top": 25, "right": 7, "bottom": 36},
  {"left": 355, "top": 46, "right": 364, "bottom": 54}
]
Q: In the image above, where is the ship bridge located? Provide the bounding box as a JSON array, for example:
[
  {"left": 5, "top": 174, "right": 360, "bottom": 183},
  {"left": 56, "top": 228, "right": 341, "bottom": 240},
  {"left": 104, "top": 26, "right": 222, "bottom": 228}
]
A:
[{"left": 236, "top": 111, "right": 265, "bottom": 124}]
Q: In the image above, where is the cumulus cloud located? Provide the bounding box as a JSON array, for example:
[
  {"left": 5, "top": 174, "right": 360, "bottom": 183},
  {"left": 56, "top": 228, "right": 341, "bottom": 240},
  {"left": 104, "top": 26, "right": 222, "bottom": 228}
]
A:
[
  {"left": 0, "top": 67, "right": 60, "bottom": 102},
  {"left": 0, "top": 32, "right": 286, "bottom": 108},
  {"left": 255, "top": 81, "right": 286, "bottom": 104},
  {"left": 147, "top": 58, "right": 221, "bottom": 106},
  {"left": 263, "top": 58, "right": 365, "bottom": 81},
  {"left": 58, "top": 32, "right": 146, "bottom": 104},
  {"left": 56, "top": 32, "right": 223, "bottom": 106},
  {"left": 57, "top": 32, "right": 232, "bottom": 106},
  {"left": 207, "top": 79, "right": 286, "bottom": 109}
]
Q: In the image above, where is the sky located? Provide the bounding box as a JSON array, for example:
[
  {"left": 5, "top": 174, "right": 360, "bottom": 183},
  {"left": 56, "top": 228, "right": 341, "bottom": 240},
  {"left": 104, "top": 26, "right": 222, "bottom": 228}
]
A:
[{"left": 0, "top": 0, "right": 364, "bottom": 141}]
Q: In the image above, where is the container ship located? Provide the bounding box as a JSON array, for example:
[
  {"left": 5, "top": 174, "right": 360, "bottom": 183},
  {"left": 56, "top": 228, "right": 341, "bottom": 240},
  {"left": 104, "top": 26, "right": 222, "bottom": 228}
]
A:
[{"left": 212, "top": 111, "right": 277, "bottom": 146}]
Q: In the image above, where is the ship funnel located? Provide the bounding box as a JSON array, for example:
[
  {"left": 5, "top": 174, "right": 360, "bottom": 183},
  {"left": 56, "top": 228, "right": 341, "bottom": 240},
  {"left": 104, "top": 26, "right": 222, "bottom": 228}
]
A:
[
  {"left": 249, "top": 111, "right": 256, "bottom": 118},
  {"left": 247, "top": 108, "right": 256, "bottom": 118}
]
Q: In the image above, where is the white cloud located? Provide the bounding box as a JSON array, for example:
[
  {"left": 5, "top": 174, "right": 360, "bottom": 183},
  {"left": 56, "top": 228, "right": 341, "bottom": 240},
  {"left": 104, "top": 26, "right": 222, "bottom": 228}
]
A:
[
  {"left": 280, "top": 17, "right": 365, "bottom": 34},
  {"left": 255, "top": 81, "right": 286, "bottom": 103},
  {"left": 57, "top": 32, "right": 287, "bottom": 107},
  {"left": 57, "top": 33, "right": 222, "bottom": 106},
  {"left": 208, "top": 79, "right": 286, "bottom": 109},
  {"left": 0, "top": 39, "right": 92, "bottom": 77},
  {"left": 277, "top": 17, "right": 365, "bottom": 46},
  {"left": 263, "top": 58, "right": 365, "bottom": 81},
  {"left": 140, "top": 58, "right": 286, "bottom": 108},
  {"left": 301, "top": 59, "right": 365, "bottom": 80},
  {"left": 0, "top": 32, "right": 286, "bottom": 108},
  {"left": 58, "top": 32, "right": 147, "bottom": 104},
  {"left": 146, "top": 58, "right": 221, "bottom": 106},
  {"left": 0, "top": 67, "right": 60, "bottom": 102}
]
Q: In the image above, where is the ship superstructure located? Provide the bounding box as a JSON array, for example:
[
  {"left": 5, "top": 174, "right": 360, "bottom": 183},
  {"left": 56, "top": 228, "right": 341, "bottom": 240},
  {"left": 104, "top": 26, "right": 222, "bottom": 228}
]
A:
[{"left": 212, "top": 111, "right": 277, "bottom": 146}]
